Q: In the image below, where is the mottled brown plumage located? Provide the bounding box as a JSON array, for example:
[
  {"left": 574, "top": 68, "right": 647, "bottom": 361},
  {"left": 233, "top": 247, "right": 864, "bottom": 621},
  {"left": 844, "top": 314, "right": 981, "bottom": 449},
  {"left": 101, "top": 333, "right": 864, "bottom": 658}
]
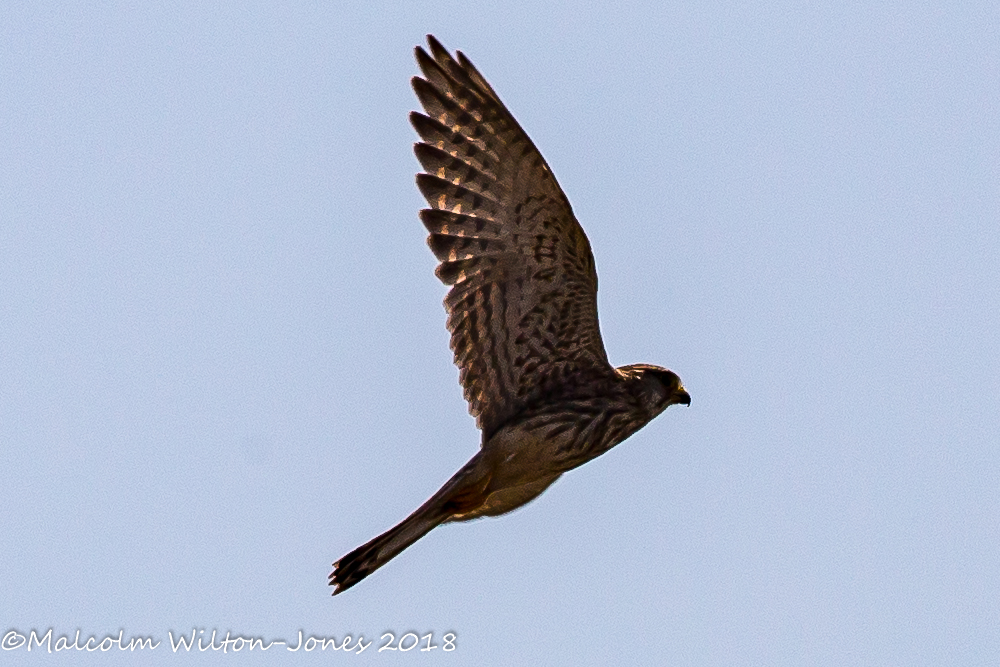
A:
[{"left": 330, "top": 36, "right": 689, "bottom": 595}]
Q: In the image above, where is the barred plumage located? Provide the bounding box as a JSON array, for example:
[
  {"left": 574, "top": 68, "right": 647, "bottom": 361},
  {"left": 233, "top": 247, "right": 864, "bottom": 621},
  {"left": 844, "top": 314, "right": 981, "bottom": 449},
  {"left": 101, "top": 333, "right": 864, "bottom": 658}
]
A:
[{"left": 329, "top": 36, "right": 689, "bottom": 595}]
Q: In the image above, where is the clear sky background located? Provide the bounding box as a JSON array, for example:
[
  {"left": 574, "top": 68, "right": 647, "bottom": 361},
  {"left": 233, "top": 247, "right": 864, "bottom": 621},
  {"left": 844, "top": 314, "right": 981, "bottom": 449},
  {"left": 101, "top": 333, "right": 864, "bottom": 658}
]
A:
[{"left": 2, "top": 1, "right": 998, "bottom": 665}]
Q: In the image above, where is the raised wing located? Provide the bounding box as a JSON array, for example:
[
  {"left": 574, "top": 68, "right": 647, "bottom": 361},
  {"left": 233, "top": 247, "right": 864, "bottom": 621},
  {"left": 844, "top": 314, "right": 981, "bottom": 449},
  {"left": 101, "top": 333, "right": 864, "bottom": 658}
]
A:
[{"left": 412, "top": 35, "right": 614, "bottom": 440}]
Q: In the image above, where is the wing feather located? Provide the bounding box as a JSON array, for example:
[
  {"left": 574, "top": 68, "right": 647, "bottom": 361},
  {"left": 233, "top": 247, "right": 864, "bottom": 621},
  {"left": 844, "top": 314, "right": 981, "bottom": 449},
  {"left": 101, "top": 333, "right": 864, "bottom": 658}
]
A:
[{"left": 412, "top": 35, "right": 614, "bottom": 439}]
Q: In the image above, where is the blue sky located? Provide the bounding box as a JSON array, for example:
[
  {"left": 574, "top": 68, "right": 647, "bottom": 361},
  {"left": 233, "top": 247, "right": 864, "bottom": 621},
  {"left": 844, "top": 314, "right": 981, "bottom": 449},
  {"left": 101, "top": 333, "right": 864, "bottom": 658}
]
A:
[{"left": 2, "top": 1, "right": 998, "bottom": 664}]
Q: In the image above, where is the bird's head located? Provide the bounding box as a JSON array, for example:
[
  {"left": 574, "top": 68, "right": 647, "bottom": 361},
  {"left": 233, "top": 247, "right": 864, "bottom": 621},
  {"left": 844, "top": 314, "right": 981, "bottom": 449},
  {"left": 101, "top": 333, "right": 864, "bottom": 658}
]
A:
[{"left": 618, "top": 363, "right": 691, "bottom": 415}]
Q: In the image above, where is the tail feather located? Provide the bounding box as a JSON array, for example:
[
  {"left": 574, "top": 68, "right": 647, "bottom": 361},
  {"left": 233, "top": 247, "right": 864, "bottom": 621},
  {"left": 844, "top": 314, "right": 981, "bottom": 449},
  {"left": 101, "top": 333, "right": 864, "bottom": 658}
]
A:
[
  {"left": 330, "top": 452, "right": 488, "bottom": 595},
  {"left": 329, "top": 521, "right": 434, "bottom": 594},
  {"left": 329, "top": 505, "right": 444, "bottom": 595}
]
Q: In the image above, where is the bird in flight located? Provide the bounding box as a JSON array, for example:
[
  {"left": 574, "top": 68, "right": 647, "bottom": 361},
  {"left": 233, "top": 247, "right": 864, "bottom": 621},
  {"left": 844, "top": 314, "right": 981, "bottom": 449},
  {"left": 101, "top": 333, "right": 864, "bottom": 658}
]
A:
[{"left": 329, "top": 35, "right": 690, "bottom": 595}]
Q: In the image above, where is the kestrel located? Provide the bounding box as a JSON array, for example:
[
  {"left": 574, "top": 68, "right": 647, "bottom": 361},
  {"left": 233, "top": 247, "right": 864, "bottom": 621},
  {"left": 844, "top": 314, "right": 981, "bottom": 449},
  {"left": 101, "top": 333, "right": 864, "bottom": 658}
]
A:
[{"left": 330, "top": 35, "right": 690, "bottom": 594}]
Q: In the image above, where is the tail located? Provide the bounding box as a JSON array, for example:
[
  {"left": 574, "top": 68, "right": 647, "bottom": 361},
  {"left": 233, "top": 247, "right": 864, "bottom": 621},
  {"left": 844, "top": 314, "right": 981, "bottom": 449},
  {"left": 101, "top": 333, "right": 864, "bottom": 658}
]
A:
[
  {"left": 330, "top": 452, "right": 490, "bottom": 595},
  {"left": 329, "top": 502, "right": 445, "bottom": 594}
]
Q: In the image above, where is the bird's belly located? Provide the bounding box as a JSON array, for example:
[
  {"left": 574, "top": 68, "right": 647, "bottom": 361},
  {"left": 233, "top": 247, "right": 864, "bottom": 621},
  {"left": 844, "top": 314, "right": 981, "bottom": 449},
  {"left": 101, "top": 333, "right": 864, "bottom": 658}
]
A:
[{"left": 447, "top": 474, "right": 560, "bottom": 521}]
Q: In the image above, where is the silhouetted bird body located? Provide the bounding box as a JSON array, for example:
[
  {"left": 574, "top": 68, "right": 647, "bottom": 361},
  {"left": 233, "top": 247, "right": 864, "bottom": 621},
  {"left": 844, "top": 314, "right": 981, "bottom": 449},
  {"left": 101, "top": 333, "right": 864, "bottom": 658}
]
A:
[{"left": 330, "top": 36, "right": 689, "bottom": 595}]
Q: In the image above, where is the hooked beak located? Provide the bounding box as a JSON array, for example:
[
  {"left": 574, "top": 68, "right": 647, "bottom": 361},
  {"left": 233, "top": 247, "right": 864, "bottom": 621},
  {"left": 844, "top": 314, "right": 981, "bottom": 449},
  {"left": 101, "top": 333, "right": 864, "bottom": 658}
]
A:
[{"left": 674, "top": 388, "right": 691, "bottom": 406}]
